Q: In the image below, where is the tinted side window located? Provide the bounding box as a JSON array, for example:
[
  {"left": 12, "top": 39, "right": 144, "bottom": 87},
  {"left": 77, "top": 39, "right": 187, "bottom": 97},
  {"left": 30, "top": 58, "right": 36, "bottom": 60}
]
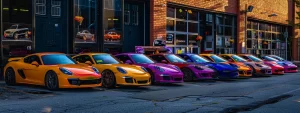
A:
[
  {"left": 74, "top": 55, "right": 94, "bottom": 63},
  {"left": 150, "top": 55, "right": 168, "bottom": 63},
  {"left": 202, "top": 56, "right": 214, "bottom": 62},
  {"left": 220, "top": 56, "right": 233, "bottom": 61},
  {"left": 241, "top": 56, "right": 250, "bottom": 60},
  {"left": 180, "top": 55, "right": 192, "bottom": 61},
  {"left": 24, "top": 55, "right": 42, "bottom": 65},
  {"left": 115, "top": 55, "right": 132, "bottom": 63}
]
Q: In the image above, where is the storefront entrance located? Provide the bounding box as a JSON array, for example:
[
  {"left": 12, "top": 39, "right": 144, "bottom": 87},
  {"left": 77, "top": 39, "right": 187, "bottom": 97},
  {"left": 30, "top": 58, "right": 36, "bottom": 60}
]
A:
[
  {"left": 35, "top": 0, "right": 67, "bottom": 53},
  {"left": 123, "top": 0, "right": 149, "bottom": 52}
]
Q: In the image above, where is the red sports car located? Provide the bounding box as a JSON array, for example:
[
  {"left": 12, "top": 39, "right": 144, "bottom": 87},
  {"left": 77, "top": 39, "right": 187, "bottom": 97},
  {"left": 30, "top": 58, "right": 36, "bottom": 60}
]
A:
[{"left": 239, "top": 54, "right": 284, "bottom": 75}]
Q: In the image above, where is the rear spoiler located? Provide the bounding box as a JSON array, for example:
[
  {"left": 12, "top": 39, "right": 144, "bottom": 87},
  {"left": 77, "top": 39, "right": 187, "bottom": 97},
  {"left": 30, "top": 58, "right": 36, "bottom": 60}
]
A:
[{"left": 8, "top": 57, "right": 23, "bottom": 62}]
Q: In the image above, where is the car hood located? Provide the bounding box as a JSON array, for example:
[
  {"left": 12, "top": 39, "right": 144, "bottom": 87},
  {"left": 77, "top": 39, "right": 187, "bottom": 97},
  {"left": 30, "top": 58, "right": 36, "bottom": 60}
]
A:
[
  {"left": 58, "top": 64, "right": 99, "bottom": 76},
  {"left": 4, "top": 29, "right": 18, "bottom": 33},
  {"left": 138, "top": 63, "right": 180, "bottom": 73},
  {"left": 97, "top": 64, "right": 147, "bottom": 74},
  {"left": 277, "top": 61, "right": 297, "bottom": 66}
]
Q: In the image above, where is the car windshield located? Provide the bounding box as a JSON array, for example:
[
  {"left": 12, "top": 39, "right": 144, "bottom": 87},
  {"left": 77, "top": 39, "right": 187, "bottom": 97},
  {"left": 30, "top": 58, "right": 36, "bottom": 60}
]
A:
[
  {"left": 131, "top": 54, "right": 155, "bottom": 64},
  {"left": 10, "top": 25, "right": 17, "bottom": 29},
  {"left": 211, "top": 55, "right": 227, "bottom": 63},
  {"left": 232, "top": 55, "right": 247, "bottom": 62},
  {"left": 190, "top": 54, "right": 210, "bottom": 63},
  {"left": 166, "top": 54, "right": 186, "bottom": 63},
  {"left": 270, "top": 55, "right": 285, "bottom": 61},
  {"left": 248, "top": 55, "right": 263, "bottom": 62},
  {"left": 42, "top": 54, "right": 76, "bottom": 65},
  {"left": 93, "top": 54, "right": 120, "bottom": 64},
  {"left": 264, "top": 56, "right": 279, "bottom": 61}
]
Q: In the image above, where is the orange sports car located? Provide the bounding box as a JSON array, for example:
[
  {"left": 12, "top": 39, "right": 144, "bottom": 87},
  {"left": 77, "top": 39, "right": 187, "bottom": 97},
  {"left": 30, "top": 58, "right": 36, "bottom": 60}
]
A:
[
  {"left": 219, "top": 54, "right": 272, "bottom": 76},
  {"left": 200, "top": 54, "right": 252, "bottom": 77},
  {"left": 4, "top": 53, "right": 102, "bottom": 90},
  {"left": 104, "top": 32, "right": 121, "bottom": 41}
]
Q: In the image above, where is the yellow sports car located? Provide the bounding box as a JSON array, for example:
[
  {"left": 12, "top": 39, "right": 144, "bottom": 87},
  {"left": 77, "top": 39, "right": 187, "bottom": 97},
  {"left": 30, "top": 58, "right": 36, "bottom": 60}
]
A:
[
  {"left": 4, "top": 53, "right": 102, "bottom": 90},
  {"left": 200, "top": 54, "right": 252, "bottom": 77},
  {"left": 72, "top": 53, "right": 151, "bottom": 88}
]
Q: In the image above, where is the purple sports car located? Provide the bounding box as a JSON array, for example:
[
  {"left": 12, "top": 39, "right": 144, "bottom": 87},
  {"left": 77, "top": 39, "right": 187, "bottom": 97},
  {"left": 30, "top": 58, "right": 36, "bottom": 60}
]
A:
[{"left": 115, "top": 53, "right": 184, "bottom": 84}]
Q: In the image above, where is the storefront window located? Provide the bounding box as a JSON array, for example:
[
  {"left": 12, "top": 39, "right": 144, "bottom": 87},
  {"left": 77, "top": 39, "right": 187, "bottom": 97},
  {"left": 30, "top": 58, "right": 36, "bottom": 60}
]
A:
[
  {"left": 188, "top": 10, "right": 197, "bottom": 21},
  {"left": 74, "top": 0, "right": 96, "bottom": 43},
  {"left": 176, "top": 8, "right": 187, "bottom": 20},
  {"left": 2, "top": 0, "right": 33, "bottom": 57},
  {"left": 188, "top": 22, "right": 197, "bottom": 33},
  {"left": 167, "top": 7, "right": 175, "bottom": 18},
  {"left": 103, "top": 0, "right": 122, "bottom": 44},
  {"left": 176, "top": 34, "right": 187, "bottom": 45},
  {"left": 176, "top": 21, "right": 187, "bottom": 32},
  {"left": 167, "top": 20, "right": 175, "bottom": 31}
]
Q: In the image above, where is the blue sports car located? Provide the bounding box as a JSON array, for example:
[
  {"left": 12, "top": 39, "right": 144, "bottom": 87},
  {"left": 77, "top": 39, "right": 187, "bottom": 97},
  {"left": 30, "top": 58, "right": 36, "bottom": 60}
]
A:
[{"left": 177, "top": 54, "right": 239, "bottom": 79}]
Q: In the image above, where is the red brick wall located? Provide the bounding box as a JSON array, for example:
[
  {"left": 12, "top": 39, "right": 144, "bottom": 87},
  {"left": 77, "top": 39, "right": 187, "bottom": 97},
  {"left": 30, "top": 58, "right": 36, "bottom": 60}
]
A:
[
  {"left": 150, "top": 0, "right": 298, "bottom": 60},
  {"left": 149, "top": 0, "right": 238, "bottom": 45}
]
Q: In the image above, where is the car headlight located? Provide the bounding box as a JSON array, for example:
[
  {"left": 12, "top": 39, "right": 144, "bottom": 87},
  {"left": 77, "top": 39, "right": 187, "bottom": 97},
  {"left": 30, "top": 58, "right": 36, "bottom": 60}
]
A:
[
  {"left": 154, "top": 66, "right": 164, "bottom": 72},
  {"left": 59, "top": 67, "right": 72, "bottom": 75},
  {"left": 194, "top": 65, "right": 204, "bottom": 70},
  {"left": 92, "top": 67, "right": 100, "bottom": 74},
  {"left": 141, "top": 67, "right": 148, "bottom": 72},
  {"left": 117, "top": 67, "right": 127, "bottom": 74}
]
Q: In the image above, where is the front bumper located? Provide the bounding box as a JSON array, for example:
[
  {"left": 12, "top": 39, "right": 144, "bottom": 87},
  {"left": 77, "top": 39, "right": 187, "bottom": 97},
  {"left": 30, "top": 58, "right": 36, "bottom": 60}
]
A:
[
  {"left": 116, "top": 74, "right": 151, "bottom": 86},
  {"left": 218, "top": 70, "right": 239, "bottom": 79},
  {"left": 194, "top": 70, "right": 214, "bottom": 79},
  {"left": 256, "top": 68, "right": 272, "bottom": 75},
  {"left": 283, "top": 66, "right": 298, "bottom": 73},
  {"left": 60, "top": 77, "right": 102, "bottom": 88},
  {"left": 154, "top": 73, "right": 184, "bottom": 83},
  {"left": 272, "top": 68, "right": 285, "bottom": 75},
  {"left": 238, "top": 69, "right": 252, "bottom": 77}
]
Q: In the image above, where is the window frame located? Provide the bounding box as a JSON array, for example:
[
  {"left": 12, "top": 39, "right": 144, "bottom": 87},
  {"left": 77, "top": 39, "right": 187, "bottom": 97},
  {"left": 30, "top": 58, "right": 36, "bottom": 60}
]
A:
[
  {"left": 51, "top": 0, "right": 61, "bottom": 17},
  {"left": 36, "top": 0, "right": 47, "bottom": 15}
]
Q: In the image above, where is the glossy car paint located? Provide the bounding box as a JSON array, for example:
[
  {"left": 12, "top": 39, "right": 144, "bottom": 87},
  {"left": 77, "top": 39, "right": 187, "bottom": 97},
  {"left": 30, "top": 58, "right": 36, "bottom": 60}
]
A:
[
  {"left": 148, "top": 54, "right": 215, "bottom": 80},
  {"left": 115, "top": 53, "right": 184, "bottom": 83},
  {"left": 73, "top": 53, "right": 151, "bottom": 86},
  {"left": 219, "top": 54, "right": 272, "bottom": 76},
  {"left": 4, "top": 53, "right": 102, "bottom": 89},
  {"left": 200, "top": 54, "right": 252, "bottom": 77},
  {"left": 263, "top": 55, "right": 298, "bottom": 73},
  {"left": 238, "top": 54, "right": 284, "bottom": 75},
  {"left": 177, "top": 54, "right": 239, "bottom": 79}
]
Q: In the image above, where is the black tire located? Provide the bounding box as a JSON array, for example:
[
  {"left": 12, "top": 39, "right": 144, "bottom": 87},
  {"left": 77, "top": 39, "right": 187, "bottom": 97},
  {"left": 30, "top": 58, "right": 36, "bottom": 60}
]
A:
[
  {"left": 248, "top": 65, "right": 256, "bottom": 77},
  {"left": 182, "top": 68, "right": 195, "bottom": 82},
  {"left": 101, "top": 70, "right": 116, "bottom": 88},
  {"left": 13, "top": 33, "right": 18, "bottom": 39},
  {"left": 209, "top": 67, "right": 219, "bottom": 79},
  {"left": 5, "top": 67, "right": 16, "bottom": 86},
  {"left": 147, "top": 69, "right": 156, "bottom": 85},
  {"left": 45, "top": 71, "right": 59, "bottom": 90}
]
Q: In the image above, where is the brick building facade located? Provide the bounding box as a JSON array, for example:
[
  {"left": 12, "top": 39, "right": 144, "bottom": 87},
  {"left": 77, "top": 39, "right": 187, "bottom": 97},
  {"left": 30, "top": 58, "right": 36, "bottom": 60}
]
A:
[{"left": 150, "top": 0, "right": 299, "bottom": 60}]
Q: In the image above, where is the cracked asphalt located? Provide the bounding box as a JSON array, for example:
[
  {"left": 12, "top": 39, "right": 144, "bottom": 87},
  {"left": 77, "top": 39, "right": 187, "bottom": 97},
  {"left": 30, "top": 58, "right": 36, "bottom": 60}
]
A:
[{"left": 0, "top": 72, "right": 300, "bottom": 113}]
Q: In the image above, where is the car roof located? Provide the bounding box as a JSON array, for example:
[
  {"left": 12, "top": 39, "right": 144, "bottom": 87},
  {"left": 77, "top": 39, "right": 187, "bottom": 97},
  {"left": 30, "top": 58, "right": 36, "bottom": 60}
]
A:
[
  {"left": 219, "top": 54, "right": 234, "bottom": 56},
  {"left": 30, "top": 52, "right": 64, "bottom": 56},
  {"left": 200, "top": 54, "right": 216, "bottom": 56}
]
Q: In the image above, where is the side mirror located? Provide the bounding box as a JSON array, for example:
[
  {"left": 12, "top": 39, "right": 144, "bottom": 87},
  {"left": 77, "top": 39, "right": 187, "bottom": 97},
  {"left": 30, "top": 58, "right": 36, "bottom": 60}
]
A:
[
  {"left": 85, "top": 61, "right": 93, "bottom": 65},
  {"left": 228, "top": 59, "right": 234, "bottom": 62},
  {"left": 31, "top": 61, "right": 39, "bottom": 67},
  {"left": 120, "top": 61, "right": 124, "bottom": 64},
  {"left": 125, "top": 60, "right": 133, "bottom": 64},
  {"left": 247, "top": 59, "right": 252, "bottom": 62},
  {"left": 161, "top": 60, "right": 168, "bottom": 63}
]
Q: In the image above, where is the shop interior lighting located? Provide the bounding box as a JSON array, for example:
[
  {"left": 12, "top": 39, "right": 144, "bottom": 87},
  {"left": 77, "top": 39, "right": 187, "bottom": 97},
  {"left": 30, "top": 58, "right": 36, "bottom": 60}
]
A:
[{"left": 3, "top": 8, "right": 9, "bottom": 10}]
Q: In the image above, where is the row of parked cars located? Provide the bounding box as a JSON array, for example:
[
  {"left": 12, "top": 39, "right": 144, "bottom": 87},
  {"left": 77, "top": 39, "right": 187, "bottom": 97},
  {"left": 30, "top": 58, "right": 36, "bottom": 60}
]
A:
[{"left": 3, "top": 52, "right": 298, "bottom": 90}]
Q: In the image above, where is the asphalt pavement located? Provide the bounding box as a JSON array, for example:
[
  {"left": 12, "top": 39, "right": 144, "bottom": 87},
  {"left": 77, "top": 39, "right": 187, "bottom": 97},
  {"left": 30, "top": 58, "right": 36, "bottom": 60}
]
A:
[{"left": 0, "top": 72, "right": 300, "bottom": 113}]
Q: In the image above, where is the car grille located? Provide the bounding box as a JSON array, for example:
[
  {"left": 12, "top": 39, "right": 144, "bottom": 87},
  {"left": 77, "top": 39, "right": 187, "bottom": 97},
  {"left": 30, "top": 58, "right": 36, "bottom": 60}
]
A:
[
  {"left": 68, "top": 78, "right": 101, "bottom": 85},
  {"left": 163, "top": 76, "right": 171, "bottom": 80},
  {"left": 125, "top": 78, "right": 133, "bottom": 83},
  {"left": 238, "top": 71, "right": 244, "bottom": 74},
  {"left": 137, "top": 80, "right": 148, "bottom": 84},
  {"left": 288, "top": 68, "right": 297, "bottom": 71},
  {"left": 247, "top": 70, "right": 252, "bottom": 75},
  {"left": 174, "top": 78, "right": 182, "bottom": 81}
]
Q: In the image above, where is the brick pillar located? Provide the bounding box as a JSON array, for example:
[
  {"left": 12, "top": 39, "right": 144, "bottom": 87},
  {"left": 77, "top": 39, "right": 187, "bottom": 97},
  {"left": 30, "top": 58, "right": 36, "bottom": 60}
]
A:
[
  {"left": 150, "top": 0, "right": 167, "bottom": 46},
  {"left": 292, "top": 5, "right": 299, "bottom": 61},
  {"left": 237, "top": 0, "right": 246, "bottom": 54}
]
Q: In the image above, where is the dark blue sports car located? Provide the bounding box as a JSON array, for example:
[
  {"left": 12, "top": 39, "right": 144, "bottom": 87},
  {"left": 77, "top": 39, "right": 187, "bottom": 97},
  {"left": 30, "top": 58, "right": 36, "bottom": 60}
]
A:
[{"left": 177, "top": 54, "right": 239, "bottom": 79}]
